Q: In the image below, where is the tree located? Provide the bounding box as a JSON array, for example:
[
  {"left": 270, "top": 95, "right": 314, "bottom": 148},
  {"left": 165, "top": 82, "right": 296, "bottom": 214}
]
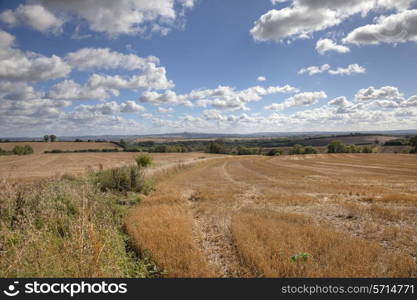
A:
[
  {"left": 409, "top": 136, "right": 417, "bottom": 153},
  {"left": 50, "top": 135, "right": 57, "bottom": 142},
  {"left": 289, "top": 144, "right": 303, "bottom": 155},
  {"left": 303, "top": 146, "right": 318, "bottom": 154},
  {"left": 44, "top": 135, "right": 49, "bottom": 142},
  {"left": 208, "top": 140, "right": 226, "bottom": 154},
  {"left": 327, "top": 141, "right": 347, "bottom": 153}
]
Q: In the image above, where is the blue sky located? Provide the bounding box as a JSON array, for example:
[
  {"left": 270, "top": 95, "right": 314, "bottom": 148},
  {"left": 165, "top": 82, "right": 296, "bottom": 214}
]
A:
[{"left": 1, "top": 0, "right": 417, "bottom": 137}]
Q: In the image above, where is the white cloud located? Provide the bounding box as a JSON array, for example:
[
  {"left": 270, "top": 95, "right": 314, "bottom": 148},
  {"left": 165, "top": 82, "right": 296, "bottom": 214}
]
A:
[
  {"left": 298, "top": 64, "right": 330, "bottom": 75},
  {"left": 265, "top": 91, "right": 327, "bottom": 111},
  {"left": 76, "top": 101, "right": 145, "bottom": 115},
  {"left": 355, "top": 86, "right": 405, "bottom": 102},
  {"left": 328, "top": 64, "right": 366, "bottom": 75},
  {"left": 250, "top": 0, "right": 412, "bottom": 42},
  {"left": 299, "top": 63, "right": 366, "bottom": 76},
  {"left": 0, "top": 30, "right": 71, "bottom": 82},
  {"left": 315, "top": 38, "right": 350, "bottom": 54},
  {"left": 46, "top": 80, "right": 119, "bottom": 101},
  {"left": 28, "top": 0, "right": 195, "bottom": 36},
  {"left": 257, "top": 76, "right": 267, "bottom": 82},
  {"left": 139, "top": 84, "right": 299, "bottom": 111},
  {"left": 86, "top": 64, "right": 174, "bottom": 91},
  {"left": 158, "top": 107, "right": 174, "bottom": 113},
  {"left": 66, "top": 48, "right": 160, "bottom": 71},
  {"left": 344, "top": 9, "right": 417, "bottom": 45},
  {"left": 0, "top": 4, "right": 62, "bottom": 33}
]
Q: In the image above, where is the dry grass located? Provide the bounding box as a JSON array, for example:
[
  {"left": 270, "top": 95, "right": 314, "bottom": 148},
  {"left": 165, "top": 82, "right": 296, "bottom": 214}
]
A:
[
  {"left": 231, "top": 209, "right": 414, "bottom": 277},
  {"left": 125, "top": 181, "right": 215, "bottom": 278},
  {"left": 0, "top": 178, "right": 151, "bottom": 277},
  {"left": 125, "top": 153, "right": 417, "bottom": 277},
  {"left": 0, "top": 151, "right": 220, "bottom": 182}
]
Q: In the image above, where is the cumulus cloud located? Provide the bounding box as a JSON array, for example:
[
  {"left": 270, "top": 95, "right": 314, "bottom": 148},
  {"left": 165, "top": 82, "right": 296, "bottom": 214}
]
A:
[
  {"left": 315, "top": 38, "right": 350, "bottom": 54},
  {"left": 250, "top": 0, "right": 412, "bottom": 42},
  {"left": 19, "top": 0, "right": 195, "bottom": 36},
  {"left": 328, "top": 64, "right": 366, "bottom": 75},
  {"left": 86, "top": 64, "right": 174, "bottom": 91},
  {"left": 298, "top": 64, "right": 366, "bottom": 76},
  {"left": 66, "top": 48, "right": 160, "bottom": 71},
  {"left": 265, "top": 91, "right": 327, "bottom": 111},
  {"left": 76, "top": 101, "right": 145, "bottom": 115},
  {"left": 0, "top": 4, "right": 62, "bottom": 33},
  {"left": 46, "top": 80, "right": 119, "bottom": 101},
  {"left": 139, "top": 84, "right": 299, "bottom": 111},
  {"left": 0, "top": 30, "right": 71, "bottom": 82},
  {"left": 298, "top": 64, "right": 330, "bottom": 75},
  {"left": 355, "top": 86, "right": 405, "bottom": 102},
  {"left": 257, "top": 76, "right": 267, "bottom": 82},
  {"left": 157, "top": 107, "right": 174, "bottom": 113},
  {"left": 344, "top": 9, "right": 417, "bottom": 45}
]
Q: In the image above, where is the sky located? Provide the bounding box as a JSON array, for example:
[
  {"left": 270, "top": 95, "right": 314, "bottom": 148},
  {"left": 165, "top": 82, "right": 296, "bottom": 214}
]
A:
[{"left": 1, "top": 0, "right": 417, "bottom": 137}]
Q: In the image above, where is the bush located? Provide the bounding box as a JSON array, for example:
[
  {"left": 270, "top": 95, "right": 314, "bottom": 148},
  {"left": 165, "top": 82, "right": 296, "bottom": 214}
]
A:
[
  {"left": 289, "top": 144, "right": 304, "bottom": 155},
  {"left": 266, "top": 148, "right": 283, "bottom": 156},
  {"left": 361, "top": 146, "right": 374, "bottom": 153},
  {"left": 135, "top": 154, "right": 153, "bottom": 168},
  {"left": 327, "top": 141, "right": 347, "bottom": 153},
  {"left": 303, "top": 146, "right": 318, "bottom": 154},
  {"left": 12, "top": 145, "right": 34, "bottom": 155},
  {"left": 95, "top": 166, "right": 144, "bottom": 193}
]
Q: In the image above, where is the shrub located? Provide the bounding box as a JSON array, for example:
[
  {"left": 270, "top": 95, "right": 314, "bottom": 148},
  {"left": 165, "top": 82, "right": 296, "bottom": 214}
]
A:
[
  {"left": 95, "top": 166, "right": 143, "bottom": 193},
  {"left": 327, "top": 141, "right": 347, "bottom": 153},
  {"left": 135, "top": 154, "right": 153, "bottom": 168},
  {"left": 12, "top": 145, "right": 34, "bottom": 155},
  {"left": 289, "top": 144, "right": 304, "bottom": 155},
  {"left": 361, "top": 146, "right": 374, "bottom": 153},
  {"left": 266, "top": 148, "right": 281, "bottom": 156},
  {"left": 303, "top": 146, "right": 318, "bottom": 154}
]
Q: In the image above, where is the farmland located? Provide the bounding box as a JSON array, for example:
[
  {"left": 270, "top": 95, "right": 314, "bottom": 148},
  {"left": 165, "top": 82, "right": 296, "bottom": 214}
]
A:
[
  {"left": 0, "top": 151, "right": 217, "bottom": 182},
  {"left": 126, "top": 153, "right": 417, "bottom": 277}
]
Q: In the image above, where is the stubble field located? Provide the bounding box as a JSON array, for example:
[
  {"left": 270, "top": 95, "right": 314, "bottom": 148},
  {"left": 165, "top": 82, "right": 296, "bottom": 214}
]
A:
[
  {"left": 0, "top": 151, "right": 217, "bottom": 181},
  {"left": 126, "top": 153, "right": 417, "bottom": 277}
]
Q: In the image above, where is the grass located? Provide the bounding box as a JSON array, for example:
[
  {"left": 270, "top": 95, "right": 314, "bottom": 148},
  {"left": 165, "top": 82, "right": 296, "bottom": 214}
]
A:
[
  {"left": 231, "top": 209, "right": 414, "bottom": 277},
  {"left": 124, "top": 154, "right": 417, "bottom": 277},
  {"left": 125, "top": 163, "right": 215, "bottom": 278},
  {"left": 0, "top": 162, "right": 159, "bottom": 277}
]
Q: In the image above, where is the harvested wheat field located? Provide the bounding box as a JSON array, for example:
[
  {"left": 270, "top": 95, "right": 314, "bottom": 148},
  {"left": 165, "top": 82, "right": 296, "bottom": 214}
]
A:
[
  {"left": 126, "top": 153, "right": 417, "bottom": 278},
  {"left": 0, "top": 151, "right": 220, "bottom": 182}
]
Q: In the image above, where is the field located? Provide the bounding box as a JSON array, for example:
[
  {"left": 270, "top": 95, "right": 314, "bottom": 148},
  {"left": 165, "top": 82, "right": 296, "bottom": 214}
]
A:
[
  {"left": 126, "top": 153, "right": 417, "bottom": 277},
  {"left": 0, "top": 151, "right": 216, "bottom": 182},
  {"left": 0, "top": 142, "right": 121, "bottom": 154}
]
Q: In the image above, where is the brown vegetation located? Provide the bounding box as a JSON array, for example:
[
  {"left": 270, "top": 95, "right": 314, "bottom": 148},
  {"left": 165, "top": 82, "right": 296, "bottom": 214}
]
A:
[{"left": 126, "top": 154, "right": 417, "bottom": 277}]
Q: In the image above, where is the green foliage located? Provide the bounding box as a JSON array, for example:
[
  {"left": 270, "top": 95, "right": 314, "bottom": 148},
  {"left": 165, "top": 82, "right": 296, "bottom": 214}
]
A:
[
  {"left": 135, "top": 154, "right": 153, "bottom": 168},
  {"left": 328, "top": 140, "right": 347, "bottom": 153},
  {"left": 208, "top": 139, "right": 227, "bottom": 154},
  {"left": 43, "top": 135, "right": 49, "bottom": 142},
  {"left": 291, "top": 252, "right": 310, "bottom": 263},
  {"left": 0, "top": 179, "right": 156, "bottom": 277},
  {"left": 361, "top": 146, "right": 374, "bottom": 153},
  {"left": 303, "top": 146, "right": 318, "bottom": 154},
  {"left": 12, "top": 145, "right": 34, "bottom": 155},
  {"left": 410, "top": 136, "right": 417, "bottom": 153},
  {"left": 50, "top": 135, "right": 57, "bottom": 142},
  {"left": 266, "top": 148, "right": 283, "bottom": 156}
]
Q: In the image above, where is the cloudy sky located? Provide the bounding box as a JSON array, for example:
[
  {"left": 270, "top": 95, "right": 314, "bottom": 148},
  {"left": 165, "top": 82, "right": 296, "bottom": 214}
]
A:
[{"left": 1, "top": 0, "right": 417, "bottom": 137}]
